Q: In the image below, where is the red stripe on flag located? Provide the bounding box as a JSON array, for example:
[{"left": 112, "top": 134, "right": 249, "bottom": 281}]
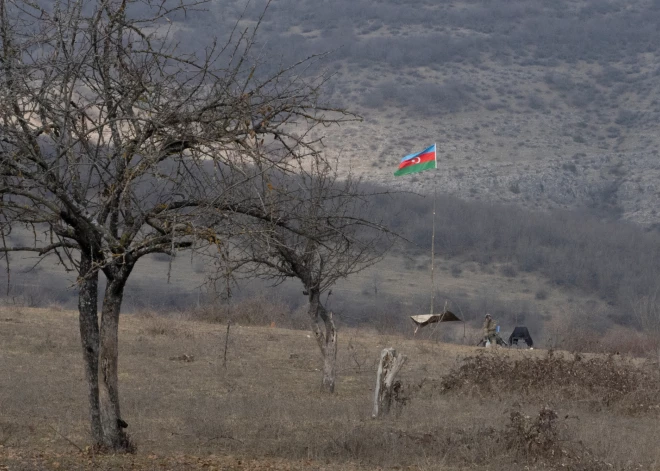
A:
[{"left": 398, "top": 151, "right": 435, "bottom": 170}]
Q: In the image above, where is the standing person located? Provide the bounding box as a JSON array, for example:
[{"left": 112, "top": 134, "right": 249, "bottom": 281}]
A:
[{"left": 483, "top": 313, "right": 497, "bottom": 346}]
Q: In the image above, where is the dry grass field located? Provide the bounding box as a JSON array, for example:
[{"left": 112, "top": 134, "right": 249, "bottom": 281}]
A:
[
  {"left": 1, "top": 306, "right": 660, "bottom": 470},
  {"left": 4, "top": 2, "right": 660, "bottom": 467}
]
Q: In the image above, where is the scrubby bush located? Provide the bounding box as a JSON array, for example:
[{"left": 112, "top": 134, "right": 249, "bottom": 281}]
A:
[{"left": 438, "top": 351, "right": 660, "bottom": 415}]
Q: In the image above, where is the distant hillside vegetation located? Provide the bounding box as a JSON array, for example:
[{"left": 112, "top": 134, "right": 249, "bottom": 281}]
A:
[
  {"left": 4, "top": 186, "right": 660, "bottom": 351},
  {"left": 164, "top": 0, "right": 660, "bottom": 225}
]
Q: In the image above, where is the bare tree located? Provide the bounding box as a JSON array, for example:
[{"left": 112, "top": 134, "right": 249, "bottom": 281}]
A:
[
  {"left": 0, "top": 0, "right": 355, "bottom": 451},
  {"left": 223, "top": 157, "right": 392, "bottom": 393}
]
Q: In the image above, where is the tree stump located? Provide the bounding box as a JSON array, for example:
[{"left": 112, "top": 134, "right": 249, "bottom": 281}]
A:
[{"left": 372, "top": 348, "right": 407, "bottom": 418}]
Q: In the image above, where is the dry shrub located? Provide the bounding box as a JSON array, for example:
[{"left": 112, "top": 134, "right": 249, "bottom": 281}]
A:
[
  {"left": 551, "top": 323, "right": 660, "bottom": 358},
  {"left": 598, "top": 327, "right": 660, "bottom": 357},
  {"left": 438, "top": 351, "right": 660, "bottom": 414},
  {"left": 505, "top": 407, "right": 563, "bottom": 460},
  {"left": 504, "top": 407, "right": 608, "bottom": 471},
  {"left": 322, "top": 422, "right": 500, "bottom": 467},
  {"left": 322, "top": 408, "right": 610, "bottom": 470}
]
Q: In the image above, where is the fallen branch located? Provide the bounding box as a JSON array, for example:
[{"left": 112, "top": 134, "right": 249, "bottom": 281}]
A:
[{"left": 48, "top": 425, "right": 84, "bottom": 453}]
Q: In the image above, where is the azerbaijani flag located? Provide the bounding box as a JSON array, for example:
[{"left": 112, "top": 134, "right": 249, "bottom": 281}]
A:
[{"left": 394, "top": 144, "right": 437, "bottom": 177}]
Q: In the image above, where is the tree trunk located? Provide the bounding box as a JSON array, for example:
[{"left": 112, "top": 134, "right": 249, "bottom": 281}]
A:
[
  {"left": 319, "top": 309, "right": 337, "bottom": 393},
  {"left": 78, "top": 251, "right": 102, "bottom": 445},
  {"left": 372, "top": 348, "right": 407, "bottom": 418},
  {"left": 308, "top": 289, "right": 337, "bottom": 393},
  {"left": 98, "top": 273, "right": 133, "bottom": 451}
]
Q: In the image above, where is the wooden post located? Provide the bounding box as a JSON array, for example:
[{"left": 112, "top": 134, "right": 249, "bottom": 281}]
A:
[
  {"left": 372, "top": 348, "right": 407, "bottom": 418},
  {"left": 222, "top": 252, "right": 231, "bottom": 368},
  {"left": 223, "top": 320, "right": 231, "bottom": 368}
]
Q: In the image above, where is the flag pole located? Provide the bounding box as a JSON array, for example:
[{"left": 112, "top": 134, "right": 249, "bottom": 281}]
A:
[{"left": 430, "top": 143, "right": 437, "bottom": 315}]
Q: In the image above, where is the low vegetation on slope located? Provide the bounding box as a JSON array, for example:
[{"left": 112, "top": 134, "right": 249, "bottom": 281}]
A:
[
  {"left": 438, "top": 351, "right": 660, "bottom": 414},
  {"left": 384, "top": 192, "right": 660, "bottom": 307},
  {"left": 5, "top": 189, "right": 660, "bottom": 356}
]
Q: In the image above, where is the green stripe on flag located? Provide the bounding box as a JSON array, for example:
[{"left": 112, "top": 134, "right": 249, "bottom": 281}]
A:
[{"left": 394, "top": 160, "right": 436, "bottom": 177}]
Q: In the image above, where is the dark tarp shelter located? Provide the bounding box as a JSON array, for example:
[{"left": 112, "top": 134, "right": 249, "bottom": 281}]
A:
[{"left": 509, "top": 326, "right": 534, "bottom": 348}]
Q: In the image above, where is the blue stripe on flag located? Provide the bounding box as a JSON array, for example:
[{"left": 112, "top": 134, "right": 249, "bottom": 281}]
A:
[{"left": 400, "top": 144, "right": 436, "bottom": 162}]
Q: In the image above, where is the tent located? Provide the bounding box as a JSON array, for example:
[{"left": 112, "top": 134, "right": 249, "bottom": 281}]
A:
[
  {"left": 410, "top": 311, "right": 462, "bottom": 334},
  {"left": 508, "top": 326, "right": 534, "bottom": 348}
]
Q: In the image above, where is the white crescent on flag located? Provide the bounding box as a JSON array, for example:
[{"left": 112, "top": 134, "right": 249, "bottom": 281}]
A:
[{"left": 393, "top": 143, "right": 436, "bottom": 177}]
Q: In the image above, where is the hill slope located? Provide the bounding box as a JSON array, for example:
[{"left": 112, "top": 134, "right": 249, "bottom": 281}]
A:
[
  {"left": 1, "top": 307, "right": 658, "bottom": 470},
  {"left": 4, "top": 0, "right": 660, "bottom": 348},
  {"left": 179, "top": 0, "right": 660, "bottom": 224}
]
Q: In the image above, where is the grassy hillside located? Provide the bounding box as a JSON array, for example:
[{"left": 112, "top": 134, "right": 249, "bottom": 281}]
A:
[
  {"left": 1, "top": 307, "right": 659, "bottom": 470},
  {"left": 167, "top": 0, "right": 660, "bottom": 225}
]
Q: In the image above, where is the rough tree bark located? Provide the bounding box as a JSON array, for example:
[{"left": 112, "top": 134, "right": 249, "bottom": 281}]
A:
[
  {"left": 97, "top": 268, "right": 133, "bottom": 450},
  {"left": 372, "top": 348, "right": 407, "bottom": 418},
  {"left": 78, "top": 251, "right": 102, "bottom": 444},
  {"left": 308, "top": 289, "right": 337, "bottom": 393}
]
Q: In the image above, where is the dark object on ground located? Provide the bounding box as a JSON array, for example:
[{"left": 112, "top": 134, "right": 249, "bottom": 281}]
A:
[
  {"left": 509, "top": 326, "right": 534, "bottom": 348},
  {"left": 477, "top": 333, "right": 508, "bottom": 347}
]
